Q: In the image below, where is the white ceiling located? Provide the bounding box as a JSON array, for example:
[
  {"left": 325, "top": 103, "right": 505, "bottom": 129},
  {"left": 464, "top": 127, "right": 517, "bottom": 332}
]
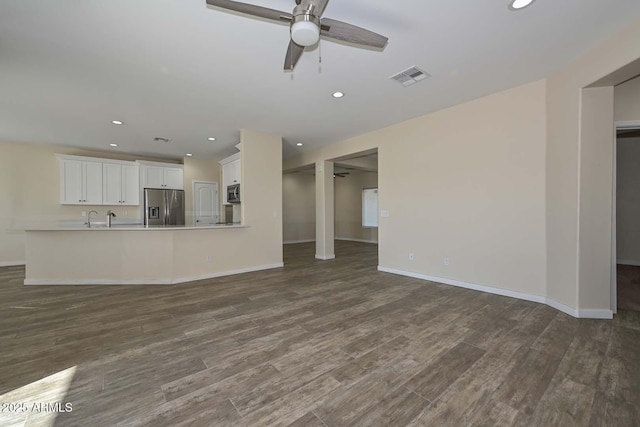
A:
[{"left": 2, "top": 1, "right": 640, "bottom": 161}]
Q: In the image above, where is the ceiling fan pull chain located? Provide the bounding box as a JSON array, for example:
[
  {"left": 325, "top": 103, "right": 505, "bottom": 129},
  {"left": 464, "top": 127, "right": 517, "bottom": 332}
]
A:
[{"left": 318, "top": 40, "right": 322, "bottom": 73}]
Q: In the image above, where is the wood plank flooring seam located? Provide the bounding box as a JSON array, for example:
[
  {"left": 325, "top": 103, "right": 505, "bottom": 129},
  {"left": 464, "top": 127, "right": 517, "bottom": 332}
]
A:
[
  {"left": 310, "top": 410, "right": 329, "bottom": 427},
  {"left": 229, "top": 397, "right": 244, "bottom": 420}
]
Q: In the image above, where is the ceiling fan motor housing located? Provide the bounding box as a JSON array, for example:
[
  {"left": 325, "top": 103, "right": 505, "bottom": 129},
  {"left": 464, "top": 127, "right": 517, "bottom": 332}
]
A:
[{"left": 290, "top": 4, "right": 320, "bottom": 46}]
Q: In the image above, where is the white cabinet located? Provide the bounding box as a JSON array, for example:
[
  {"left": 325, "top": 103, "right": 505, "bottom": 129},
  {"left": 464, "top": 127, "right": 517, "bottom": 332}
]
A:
[
  {"left": 59, "top": 158, "right": 103, "bottom": 205},
  {"left": 140, "top": 163, "right": 184, "bottom": 190},
  {"left": 164, "top": 167, "right": 184, "bottom": 190},
  {"left": 225, "top": 160, "right": 241, "bottom": 185},
  {"left": 219, "top": 152, "right": 241, "bottom": 205},
  {"left": 103, "top": 163, "right": 140, "bottom": 205},
  {"left": 58, "top": 156, "right": 183, "bottom": 206}
]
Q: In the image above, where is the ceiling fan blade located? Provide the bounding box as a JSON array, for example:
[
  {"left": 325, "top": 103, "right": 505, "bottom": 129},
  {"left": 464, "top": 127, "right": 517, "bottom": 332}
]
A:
[
  {"left": 284, "top": 40, "right": 304, "bottom": 71},
  {"left": 205, "top": 0, "right": 292, "bottom": 23},
  {"left": 313, "top": 0, "right": 329, "bottom": 17},
  {"left": 320, "top": 18, "right": 388, "bottom": 49}
]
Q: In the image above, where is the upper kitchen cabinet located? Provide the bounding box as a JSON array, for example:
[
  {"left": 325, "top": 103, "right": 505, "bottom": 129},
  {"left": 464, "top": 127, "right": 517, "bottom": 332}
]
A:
[
  {"left": 57, "top": 156, "right": 103, "bottom": 205},
  {"left": 219, "top": 152, "right": 241, "bottom": 204},
  {"left": 103, "top": 162, "right": 140, "bottom": 205},
  {"left": 139, "top": 161, "right": 184, "bottom": 190}
]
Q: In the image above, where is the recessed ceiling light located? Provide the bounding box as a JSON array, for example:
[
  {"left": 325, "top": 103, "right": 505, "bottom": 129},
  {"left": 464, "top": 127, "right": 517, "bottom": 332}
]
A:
[
  {"left": 111, "top": 120, "right": 124, "bottom": 125},
  {"left": 509, "top": 0, "right": 536, "bottom": 10},
  {"left": 332, "top": 91, "right": 344, "bottom": 98},
  {"left": 296, "top": 143, "right": 303, "bottom": 147},
  {"left": 109, "top": 143, "right": 118, "bottom": 147},
  {"left": 186, "top": 153, "right": 193, "bottom": 157},
  {"left": 207, "top": 137, "right": 216, "bottom": 141}
]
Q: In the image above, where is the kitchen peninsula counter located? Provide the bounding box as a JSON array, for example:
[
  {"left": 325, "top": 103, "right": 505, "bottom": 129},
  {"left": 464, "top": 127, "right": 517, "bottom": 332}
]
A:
[
  {"left": 24, "top": 223, "right": 246, "bottom": 231},
  {"left": 23, "top": 224, "right": 283, "bottom": 286}
]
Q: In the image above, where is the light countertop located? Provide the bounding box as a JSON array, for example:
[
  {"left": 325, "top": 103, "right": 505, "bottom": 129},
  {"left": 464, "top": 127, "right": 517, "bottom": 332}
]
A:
[{"left": 21, "top": 223, "right": 246, "bottom": 231}]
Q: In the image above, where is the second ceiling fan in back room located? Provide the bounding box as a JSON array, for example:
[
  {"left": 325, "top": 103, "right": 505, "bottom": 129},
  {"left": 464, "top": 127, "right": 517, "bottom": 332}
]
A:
[{"left": 205, "top": 0, "right": 389, "bottom": 71}]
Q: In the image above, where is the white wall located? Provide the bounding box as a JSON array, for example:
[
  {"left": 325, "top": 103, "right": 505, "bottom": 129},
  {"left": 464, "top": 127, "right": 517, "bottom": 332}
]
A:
[
  {"left": 335, "top": 170, "right": 378, "bottom": 243},
  {"left": 282, "top": 172, "right": 315, "bottom": 243},
  {"left": 615, "top": 74, "right": 640, "bottom": 121},
  {"left": 286, "top": 80, "right": 547, "bottom": 298},
  {"left": 546, "top": 17, "right": 640, "bottom": 314},
  {"left": 380, "top": 81, "right": 546, "bottom": 297},
  {"left": 617, "top": 137, "right": 640, "bottom": 264}
]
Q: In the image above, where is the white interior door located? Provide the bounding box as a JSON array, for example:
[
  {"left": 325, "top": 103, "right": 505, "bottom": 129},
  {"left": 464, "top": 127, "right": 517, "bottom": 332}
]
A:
[{"left": 194, "top": 181, "right": 218, "bottom": 226}]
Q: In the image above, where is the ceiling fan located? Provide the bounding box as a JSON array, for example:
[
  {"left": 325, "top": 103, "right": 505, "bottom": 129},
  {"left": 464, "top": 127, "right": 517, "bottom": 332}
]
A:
[{"left": 205, "top": 0, "right": 389, "bottom": 71}]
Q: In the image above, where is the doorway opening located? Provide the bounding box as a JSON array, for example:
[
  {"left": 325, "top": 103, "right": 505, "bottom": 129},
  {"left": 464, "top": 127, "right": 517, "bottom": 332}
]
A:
[
  {"left": 614, "top": 122, "right": 640, "bottom": 313},
  {"left": 282, "top": 148, "right": 379, "bottom": 264}
]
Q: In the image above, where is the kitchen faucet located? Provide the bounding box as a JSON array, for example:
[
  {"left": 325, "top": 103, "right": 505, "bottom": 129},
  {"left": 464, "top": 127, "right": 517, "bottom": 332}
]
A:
[
  {"left": 106, "top": 210, "right": 116, "bottom": 228},
  {"left": 87, "top": 210, "right": 98, "bottom": 228}
]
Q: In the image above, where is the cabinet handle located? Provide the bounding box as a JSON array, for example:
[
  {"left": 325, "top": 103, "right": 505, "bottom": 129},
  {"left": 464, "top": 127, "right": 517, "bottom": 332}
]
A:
[{"left": 78, "top": 199, "right": 82, "bottom": 202}]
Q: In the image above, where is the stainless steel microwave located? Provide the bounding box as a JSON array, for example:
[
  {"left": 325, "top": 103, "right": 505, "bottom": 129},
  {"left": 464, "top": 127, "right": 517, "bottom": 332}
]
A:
[{"left": 227, "top": 184, "right": 240, "bottom": 204}]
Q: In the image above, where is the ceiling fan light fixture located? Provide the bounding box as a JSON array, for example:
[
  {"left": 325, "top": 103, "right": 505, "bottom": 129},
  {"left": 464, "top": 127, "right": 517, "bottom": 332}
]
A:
[
  {"left": 291, "top": 20, "right": 319, "bottom": 46},
  {"left": 509, "top": 0, "right": 536, "bottom": 10}
]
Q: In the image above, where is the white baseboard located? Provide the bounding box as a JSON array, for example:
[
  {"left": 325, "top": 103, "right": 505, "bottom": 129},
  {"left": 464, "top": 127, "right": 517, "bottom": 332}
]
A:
[
  {"left": 315, "top": 254, "right": 336, "bottom": 260},
  {"left": 377, "top": 266, "right": 613, "bottom": 320},
  {"left": 377, "top": 266, "right": 546, "bottom": 304},
  {"left": 0, "top": 261, "right": 25, "bottom": 267},
  {"left": 576, "top": 309, "right": 614, "bottom": 319},
  {"left": 24, "top": 278, "right": 171, "bottom": 285},
  {"left": 617, "top": 259, "right": 640, "bottom": 266},
  {"left": 283, "top": 239, "right": 315, "bottom": 244},
  {"left": 544, "top": 298, "right": 579, "bottom": 318},
  {"left": 335, "top": 237, "right": 378, "bottom": 244},
  {"left": 24, "top": 263, "right": 285, "bottom": 286}
]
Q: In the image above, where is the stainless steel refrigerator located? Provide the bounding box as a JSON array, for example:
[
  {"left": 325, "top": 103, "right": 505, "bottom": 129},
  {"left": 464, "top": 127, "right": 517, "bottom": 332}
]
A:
[{"left": 144, "top": 188, "right": 185, "bottom": 226}]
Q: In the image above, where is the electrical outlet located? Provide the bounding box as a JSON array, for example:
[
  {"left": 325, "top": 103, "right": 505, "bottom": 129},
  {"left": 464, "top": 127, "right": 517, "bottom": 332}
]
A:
[
  {"left": 81, "top": 211, "right": 86, "bottom": 217},
  {"left": 381, "top": 210, "right": 390, "bottom": 218},
  {"left": 443, "top": 257, "right": 450, "bottom": 266},
  {"left": 409, "top": 253, "right": 414, "bottom": 261},
  {"left": 205, "top": 255, "right": 212, "bottom": 263}
]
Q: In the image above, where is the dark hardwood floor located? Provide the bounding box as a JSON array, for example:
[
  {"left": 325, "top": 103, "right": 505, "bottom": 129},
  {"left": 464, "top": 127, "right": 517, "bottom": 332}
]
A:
[
  {"left": 617, "top": 264, "right": 640, "bottom": 312},
  {"left": 1, "top": 241, "right": 640, "bottom": 426}
]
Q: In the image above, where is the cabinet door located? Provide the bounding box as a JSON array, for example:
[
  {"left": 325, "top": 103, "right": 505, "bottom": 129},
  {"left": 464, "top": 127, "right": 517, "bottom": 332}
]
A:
[
  {"left": 230, "top": 159, "right": 241, "bottom": 184},
  {"left": 121, "top": 165, "right": 140, "bottom": 205},
  {"left": 83, "top": 162, "right": 103, "bottom": 205},
  {"left": 164, "top": 167, "right": 183, "bottom": 190},
  {"left": 60, "top": 159, "right": 83, "bottom": 204},
  {"left": 144, "top": 166, "right": 165, "bottom": 189},
  {"left": 102, "top": 163, "right": 122, "bottom": 205}
]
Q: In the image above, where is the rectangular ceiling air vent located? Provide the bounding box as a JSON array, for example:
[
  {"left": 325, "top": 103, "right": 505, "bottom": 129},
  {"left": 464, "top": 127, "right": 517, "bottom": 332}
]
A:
[
  {"left": 154, "top": 137, "right": 171, "bottom": 143},
  {"left": 390, "top": 66, "right": 431, "bottom": 87}
]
